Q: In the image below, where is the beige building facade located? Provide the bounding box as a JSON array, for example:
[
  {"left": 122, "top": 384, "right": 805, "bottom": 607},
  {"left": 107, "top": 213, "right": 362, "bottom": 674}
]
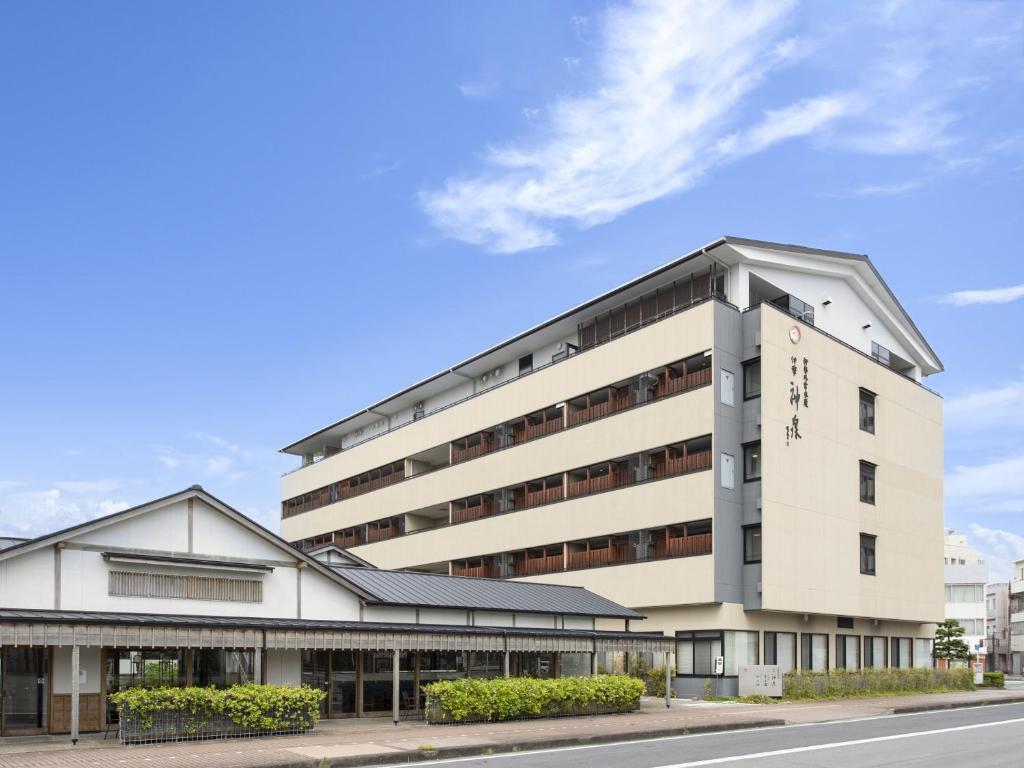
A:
[{"left": 279, "top": 237, "right": 946, "bottom": 695}]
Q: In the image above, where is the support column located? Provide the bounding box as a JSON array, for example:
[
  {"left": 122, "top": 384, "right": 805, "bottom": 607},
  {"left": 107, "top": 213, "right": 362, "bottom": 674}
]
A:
[
  {"left": 503, "top": 651, "right": 510, "bottom": 677},
  {"left": 392, "top": 649, "right": 400, "bottom": 726},
  {"left": 664, "top": 651, "right": 672, "bottom": 709},
  {"left": 70, "top": 645, "right": 80, "bottom": 745}
]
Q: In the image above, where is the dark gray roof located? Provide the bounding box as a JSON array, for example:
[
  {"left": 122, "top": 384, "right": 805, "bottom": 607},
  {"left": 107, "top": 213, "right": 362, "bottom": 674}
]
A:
[
  {"left": 0, "top": 608, "right": 656, "bottom": 642},
  {"left": 331, "top": 566, "right": 642, "bottom": 619}
]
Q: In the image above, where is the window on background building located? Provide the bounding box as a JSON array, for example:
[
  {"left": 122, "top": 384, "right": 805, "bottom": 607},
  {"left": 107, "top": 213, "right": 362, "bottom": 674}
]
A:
[
  {"left": 913, "top": 638, "right": 934, "bottom": 668},
  {"left": 744, "top": 525, "right": 762, "bottom": 564},
  {"left": 518, "top": 354, "right": 533, "bottom": 375},
  {"left": 891, "top": 637, "right": 912, "bottom": 669},
  {"left": 743, "top": 359, "right": 761, "bottom": 399},
  {"left": 860, "top": 534, "right": 876, "bottom": 575},
  {"left": 836, "top": 635, "right": 861, "bottom": 670},
  {"left": 743, "top": 443, "right": 761, "bottom": 481},
  {"left": 764, "top": 632, "right": 796, "bottom": 672},
  {"left": 864, "top": 636, "right": 887, "bottom": 669},
  {"left": 944, "top": 584, "right": 985, "bottom": 602},
  {"left": 859, "top": 462, "right": 876, "bottom": 504},
  {"left": 859, "top": 389, "right": 876, "bottom": 433},
  {"left": 801, "top": 633, "right": 828, "bottom": 671}
]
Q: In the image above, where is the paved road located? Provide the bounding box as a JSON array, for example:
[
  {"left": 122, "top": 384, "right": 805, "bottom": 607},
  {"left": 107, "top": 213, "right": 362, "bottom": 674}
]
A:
[{"left": 401, "top": 702, "right": 1024, "bottom": 768}]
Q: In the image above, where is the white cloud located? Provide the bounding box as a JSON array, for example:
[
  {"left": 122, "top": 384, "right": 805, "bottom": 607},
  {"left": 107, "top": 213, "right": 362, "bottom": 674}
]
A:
[
  {"left": 54, "top": 479, "right": 120, "bottom": 495},
  {"left": 946, "top": 379, "right": 1024, "bottom": 429},
  {"left": 966, "top": 524, "right": 1024, "bottom": 582},
  {"left": 0, "top": 488, "right": 130, "bottom": 538},
  {"left": 421, "top": 0, "right": 1018, "bottom": 253},
  {"left": 205, "top": 455, "right": 235, "bottom": 477},
  {"left": 939, "top": 284, "right": 1024, "bottom": 306},
  {"left": 457, "top": 77, "right": 502, "bottom": 100},
  {"left": 157, "top": 454, "right": 181, "bottom": 469},
  {"left": 362, "top": 159, "right": 402, "bottom": 181},
  {"left": 849, "top": 181, "right": 921, "bottom": 197},
  {"left": 946, "top": 453, "right": 1024, "bottom": 514}
]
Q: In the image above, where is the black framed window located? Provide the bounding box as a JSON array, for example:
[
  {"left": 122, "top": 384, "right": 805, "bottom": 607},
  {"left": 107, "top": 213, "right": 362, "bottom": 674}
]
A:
[
  {"left": 891, "top": 637, "right": 912, "bottom": 669},
  {"left": 859, "top": 461, "right": 876, "bottom": 504},
  {"left": 860, "top": 533, "right": 876, "bottom": 575},
  {"left": 743, "top": 442, "right": 761, "bottom": 481},
  {"left": 518, "top": 354, "right": 533, "bottom": 375},
  {"left": 864, "top": 636, "right": 887, "bottom": 669},
  {"left": 836, "top": 635, "right": 860, "bottom": 670},
  {"left": 800, "top": 633, "right": 828, "bottom": 671},
  {"left": 859, "top": 389, "right": 875, "bottom": 433},
  {"left": 764, "top": 632, "right": 796, "bottom": 672},
  {"left": 743, "top": 525, "right": 762, "bottom": 564},
  {"left": 743, "top": 359, "right": 761, "bottom": 399}
]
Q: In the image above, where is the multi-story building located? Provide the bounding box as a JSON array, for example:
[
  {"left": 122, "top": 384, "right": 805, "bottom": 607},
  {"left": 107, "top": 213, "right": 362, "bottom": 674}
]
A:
[
  {"left": 987, "top": 582, "right": 1010, "bottom": 673},
  {"left": 943, "top": 530, "right": 988, "bottom": 662},
  {"left": 1011, "top": 559, "right": 1024, "bottom": 675},
  {"left": 279, "top": 237, "right": 946, "bottom": 695}
]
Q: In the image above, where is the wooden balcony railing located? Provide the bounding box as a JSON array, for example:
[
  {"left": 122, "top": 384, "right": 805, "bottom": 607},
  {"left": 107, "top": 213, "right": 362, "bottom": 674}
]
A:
[
  {"left": 652, "top": 532, "right": 712, "bottom": 558},
  {"left": 568, "top": 393, "right": 630, "bottom": 427},
  {"left": 651, "top": 450, "right": 712, "bottom": 480},
  {"left": 335, "top": 531, "right": 361, "bottom": 549},
  {"left": 567, "top": 545, "right": 630, "bottom": 570},
  {"left": 661, "top": 366, "right": 712, "bottom": 396},
  {"left": 338, "top": 469, "right": 405, "bottom": 501},
  {"left": 451, "top": 500, "right": 493, "bottom": 525},
  {"left": 451, "top": 438, "right": 494, "bottom": 465},
  {"left": 366, "top": 525, "right": 400, "bottom": 544},
  {"left": 452, "top": 563, "right": 493, "bottom": 578},
  {"left": 514, "top": 486, "right": 564, "bottom": 510},
  {"left": 516, "top": 554, "right": 564, "bottom": 577},
  {"left": 522, "top": 417, "right": 563, "bottom": 442},
  {"left": 567, "top": 472, "right": 629, "bottom": 498}
]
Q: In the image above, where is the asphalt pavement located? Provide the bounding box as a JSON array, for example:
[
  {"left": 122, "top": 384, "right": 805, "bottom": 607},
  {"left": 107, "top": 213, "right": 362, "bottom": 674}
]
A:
[{"left": 398, "top": 701, "right": 1024, "bottom": 768}]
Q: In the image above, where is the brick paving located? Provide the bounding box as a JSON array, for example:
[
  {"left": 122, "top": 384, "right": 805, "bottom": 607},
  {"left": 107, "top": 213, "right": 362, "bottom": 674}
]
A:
[{"left": 0, "top": 689, "right": 1021, "bottom": 768}]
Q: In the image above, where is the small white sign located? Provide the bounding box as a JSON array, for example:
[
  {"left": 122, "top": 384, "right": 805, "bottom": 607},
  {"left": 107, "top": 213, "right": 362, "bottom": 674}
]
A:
[
  {"left": 714, "top": 656, "right": 724, "bottom": 675},
  {"left": 739, "top": 664, "right": 783, "bottom": 697}
]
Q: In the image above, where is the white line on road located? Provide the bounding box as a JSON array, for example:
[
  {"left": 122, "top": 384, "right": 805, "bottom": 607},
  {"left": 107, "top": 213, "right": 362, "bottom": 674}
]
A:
[
  {"left": 645, "top": 716, "right": 1024, "bottom": 767},
  {"left": 388, "top": 703, "right": 1024, "bottom": 767}
]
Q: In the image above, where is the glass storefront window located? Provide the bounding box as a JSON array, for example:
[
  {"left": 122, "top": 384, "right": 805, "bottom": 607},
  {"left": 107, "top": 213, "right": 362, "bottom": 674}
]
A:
[
  {"left": 362, "top": 651, "right": 414, "bottom": 713},
  {"left": 560, "top": 653, "right": 592, "bottom": 677},
  {"left": 723, "top": 631, "right": 758, "bottom": 675},
  {"left": 106, "top": 650, "right": 186, "bottom": 694},
  {"left": 330, "top": 651, "right": 357, "bottom": 716},
  {"left": 764, "top": 632, "right": 796, "bottom": 673},
  {"left": 467, "top": 651, "right": 503, "bottom": 678},
  {"left": 192, "top": 650, "right": 255, "bottom": 687}
]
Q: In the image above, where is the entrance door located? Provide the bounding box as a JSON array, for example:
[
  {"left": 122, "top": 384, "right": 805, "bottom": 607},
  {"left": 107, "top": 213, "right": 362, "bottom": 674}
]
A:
[
  {"left": 329, "top": 651, "right": 357, "bottom": 717},
  {"left": 1, "top": 648, "right": 48, "bottom": 734},
  {"left": 300, "top": 651, "right": 329, "bottom": 718}
]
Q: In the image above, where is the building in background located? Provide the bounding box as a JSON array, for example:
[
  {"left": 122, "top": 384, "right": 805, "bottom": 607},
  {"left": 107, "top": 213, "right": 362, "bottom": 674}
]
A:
[
  {"left": 279, "top": 237, "right": 946, "bottom": 696},
  {"left": 987, "top": 582, "right": 1010, "bottom": 673},
  {"left": 1012, "top": 559, "right": 1024, "bottom": 675},
  {"left": 943, "top": 530, "right": 988, "bottom": 663}
]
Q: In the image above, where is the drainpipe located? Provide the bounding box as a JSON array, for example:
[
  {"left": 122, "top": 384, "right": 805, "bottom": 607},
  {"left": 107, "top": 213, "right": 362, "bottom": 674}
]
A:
[
  {"left": 70, "top": 644, "right": 80, "bottom": 745},
  {"left": 392, "top": 648, "right": 400, "bottom": 726}
]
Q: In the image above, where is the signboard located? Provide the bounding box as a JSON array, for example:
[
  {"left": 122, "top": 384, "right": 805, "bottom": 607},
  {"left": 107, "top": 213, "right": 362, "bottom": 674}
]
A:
[
  {"left": 738, "top": 664, "right": 783, "bottom": 697},
  {"left": 714, "top": 656, "right": 724, "bottom": 675},
  {"left": 973, "top": 661, "right": 984, "bottom": 685}
]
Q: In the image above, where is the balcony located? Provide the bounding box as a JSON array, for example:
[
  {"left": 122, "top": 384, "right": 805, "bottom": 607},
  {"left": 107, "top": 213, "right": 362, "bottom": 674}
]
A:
[
  {"left": 338, "top": 464, "right": 405, "bottom": 500},
  {"left": 509, "top": 478, "right": 565, "bottom": 511},
  {"left": 366, "top": 520, "right": 402, "bottom": 544},
  {"left": 659, "top": 365, "right": 711, "bottom": 396},
  {"left": 515, "top": 553, "right": 565, "bottom": 577},
  {"left": 451, "top": 432, "right": 496, "bottom": 465},
  {"left": 335, "top": 528, "right": 362, "bottom": 549},
  {"left": 567, "top": 542, "right": 631, "bottom": 570},
  {"left": 514, "top": 409, "right": 564, "bottom": 442},
  {"left": 651, "top": 449, "right": 712, "bottom": 479},
  {"left": 567, "top": 470, "right": 629, "bottom": 498},
  {"left": 568, "top": 387, "right": 630, "bottom": 427},
  {"left": 652, "top": 532, "right": 712, "bottom": 558},
  {"left": 451, "top": 496, "right": 494, "bottom": 525},
  {"left": 451, "top": 561, "right": 493, "bottom": 578}
]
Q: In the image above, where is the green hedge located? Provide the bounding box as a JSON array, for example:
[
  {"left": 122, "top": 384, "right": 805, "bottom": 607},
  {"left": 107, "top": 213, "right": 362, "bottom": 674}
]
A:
[
  {"left": 109, "top": 684, "right": 325, "bottom": 733},
  {"left": 982, "top": 672, "right": 1005, "bottom": 688},
  {"left": 782, "top": 668, "right": 974, "bottom": 699},
  {"left": 424, "top": 675, "right": 644, "bottom": 723}
]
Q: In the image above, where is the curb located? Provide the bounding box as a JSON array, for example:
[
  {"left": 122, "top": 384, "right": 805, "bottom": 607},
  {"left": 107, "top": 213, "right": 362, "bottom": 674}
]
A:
[
  {"left": 273, "top": 718, "right": 789, "bottom": 768},
  {"left": 890, "top": 693, "right": 1024, "bottom": 715}
]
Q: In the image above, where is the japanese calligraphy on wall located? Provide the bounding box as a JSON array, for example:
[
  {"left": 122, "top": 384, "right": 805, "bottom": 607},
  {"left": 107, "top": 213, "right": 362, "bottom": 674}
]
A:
[{"left": 785, "top": 326, "right": 810, "bottom": 447}]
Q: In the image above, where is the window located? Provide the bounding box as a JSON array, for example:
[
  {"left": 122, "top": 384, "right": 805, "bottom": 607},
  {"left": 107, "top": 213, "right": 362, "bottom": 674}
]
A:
[
  {"left": 859, "top": 461, "right": 876, "bottom": 504},
  {"left": 723, "top": 631, "right": 758, "bottom": 675},
  {"left": 675, "top": 631, "right": 722, "bottom": 675},
  {"left": 891, "top": 637, "right": 912, "bottom": 669},
  {"left": 743, "top": 525, "right": 762, "bottom": 564},
  {"left": 743, "top": 443, "right": 761, "bottom": 481},
  {"left": 764, "top": 632, "right": 796, "bottom": 673},
  {"left": 743, "top": 359, "right": 761, "bottom": 399},
  {"left": 913, "top": 638, "right": 934, "bottom": 668},
  {"left": 859, "top": 389, "right": 875, "bottom": 433},
  {"left": 801, "top": 633, "right": 828, "bottom": 671},
  {"left": 518, "top": 354, "right": 533, "bottom": 375},
  {"left": 864, "top": 636, "right": 886, "bottom": 669},
  {"left": 871, "top": 341, "right": 890, "bottom": 367},
  {"left": 955, "top": 619, "right": 984, "bottom": 635},
  {"left": 860, "top": 534, "right": 876, "bottom": 575},
  {"left": 944, "top": 584, "right": 985, "bottom": 602},
  {"left": 836, "top": 635, "right": 860, "bottom": 670},
  {"left": 837, "top": 616, "right": 854, "bottom": 630}
]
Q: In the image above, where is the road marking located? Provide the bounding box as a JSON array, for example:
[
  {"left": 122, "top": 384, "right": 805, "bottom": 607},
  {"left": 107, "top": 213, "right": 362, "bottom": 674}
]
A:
[
  {"left": 645, "top": 716, "right": 1024, "bottom": 766},
  {"left": 386, "top": 702, "right": 1024, "bottom": 767}
]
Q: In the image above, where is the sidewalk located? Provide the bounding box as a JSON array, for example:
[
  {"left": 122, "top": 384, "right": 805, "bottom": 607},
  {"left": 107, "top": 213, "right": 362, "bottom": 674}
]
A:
[{"left": 0, "top": 688, "right": 1022, "bottom": 768}]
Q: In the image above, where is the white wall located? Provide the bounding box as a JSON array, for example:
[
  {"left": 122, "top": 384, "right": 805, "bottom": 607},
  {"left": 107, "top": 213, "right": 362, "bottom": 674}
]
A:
[
  {"left": 299, "top": 568, "right": 361, "bottom": 621},
  {"left": 0, "top": 546, "right": 55, "bottom": 608},
  {"left": 72, "top": 501, "right": 190, "bottom": 551},
  {"left": 51, "top": 647, "right": 101, "bottom": 694},
  {"left": 563, "top": 616, "right": 595, "bottom": 630},
  {"left": 514, "top": 613, "right": 557, "bottom": 629},
  {"left": 474, "top": 611, "right": 513, "bottom": 627},
  {"left": 419, "top": 608, "right": 468, "bottom": 626},
  {"left": 363, "top": 605, "right": 417, "bottom": 623}
]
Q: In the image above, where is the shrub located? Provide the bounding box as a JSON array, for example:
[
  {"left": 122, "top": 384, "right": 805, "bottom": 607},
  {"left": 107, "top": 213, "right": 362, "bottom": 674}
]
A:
[
  {"left": 423, "top": 675, "right": 644, "bottom": 723},
  {"left": 982, "top": 672, "right": 1005, "bottom": 688},
  {"left": 781, "top": 668, "right": 974, "bottom": 699},
  {"left": 109, "top": 684, "right": 325, "bottom": 734}
]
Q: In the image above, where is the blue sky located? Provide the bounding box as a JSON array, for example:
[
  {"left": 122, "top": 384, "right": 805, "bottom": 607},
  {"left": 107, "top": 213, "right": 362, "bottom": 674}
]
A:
[{"left": 1, "top": 1, "right": 1022, "bottom": 577}]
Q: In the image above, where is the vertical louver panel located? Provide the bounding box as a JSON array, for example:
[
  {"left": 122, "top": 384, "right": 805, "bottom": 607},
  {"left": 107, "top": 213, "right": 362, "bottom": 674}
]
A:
[{"left": 109, "top": 571, "right": 263, "bottom": 603}]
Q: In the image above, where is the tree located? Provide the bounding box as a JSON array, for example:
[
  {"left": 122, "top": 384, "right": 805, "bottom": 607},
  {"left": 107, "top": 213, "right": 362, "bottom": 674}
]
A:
[{"left": 934, "top": 618, "right": 971, "bottom": 662}]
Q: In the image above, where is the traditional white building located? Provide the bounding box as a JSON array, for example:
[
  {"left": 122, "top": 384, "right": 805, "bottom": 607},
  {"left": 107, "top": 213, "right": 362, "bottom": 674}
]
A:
[{"left": 0, "top": 486, "right": 669, "bottom": 739}]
